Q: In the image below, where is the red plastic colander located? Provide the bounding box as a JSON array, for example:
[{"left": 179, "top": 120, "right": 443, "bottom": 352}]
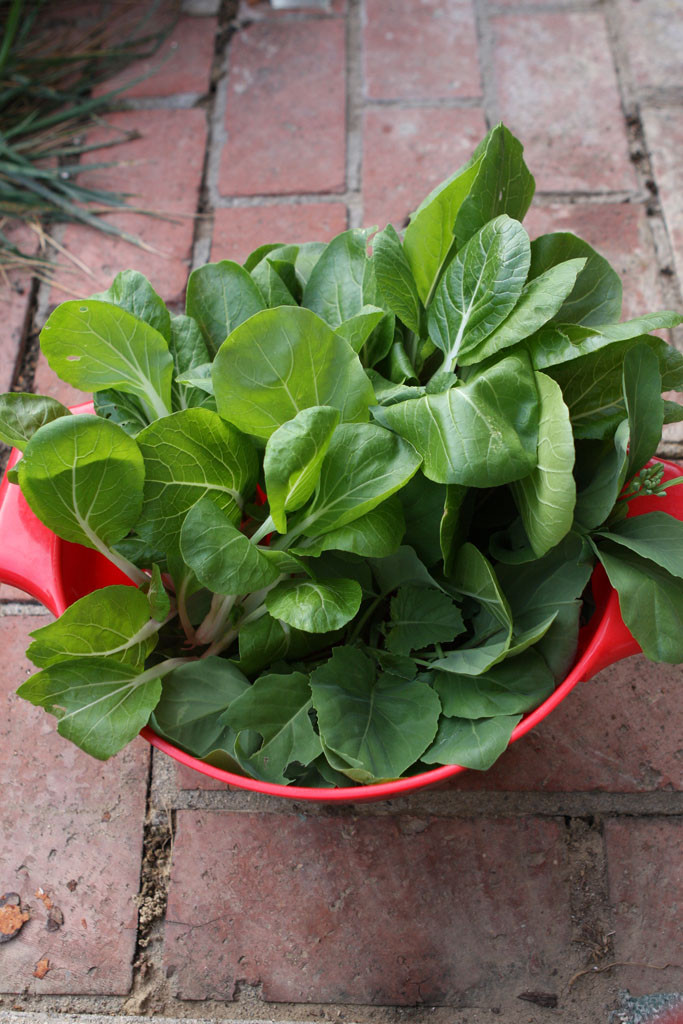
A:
[{"left": 1, "top": 401, "right": 680, "bottom": 802}]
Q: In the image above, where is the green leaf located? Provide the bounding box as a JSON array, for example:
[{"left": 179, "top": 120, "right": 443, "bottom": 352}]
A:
[
  {"left": 335, "top": 306, "right": 385, "bottom": 354},
  {"left": 264, "top": 406, "right": 340, "bottom": 533},
  {"left": 526, "top": 311, "right": 683, "bottom": 370},
  {"left": 223, "top": 671, "right": 321, "bottom": 785},
  {"left": 250, "top": 256, "right": 298, "bottom": 308},
  {"left": 27, "top": 585, "right": 158, "bottom": 669},
  {"left": 574, "top": 420, "right": 630, "bottom": 530},
  {"left": 597, "top": 512, "right": 683, "bottom": 579},
  {"left": 137, "top": 408, "right": 258, "bottom": 550},
  {"left": 93, "top": 389, "right": 149, "bottom": 435},
  {"left": 370, "top": 545, "right": 447, "bottom": 597},
  {"left": 17, "top": 656, "right": 175, "bottom": 760},
  {"left": 92, "top": 270, "right": 171, "bottom": 341},
  {"left": 549, "top": 336, "right": 683, "bottom": 440},
  {"left": 622, "top": 343, "right": 662, "bottom": 476},
  {"left": 18, "top": 414, "right": 144, "bottom": 551},
  {"left": 185, "top": 260, "right": 266, "bottom": 356},
  {"left": 290, "top": 495, "right": 405, "bottom": 559},
  {"left": 152, "top": 657, "right": 250, "bottom": 757},
  {"left": 433, "top": 650, "right": 553, "bottom": 718},
  {"left": 511, "top": 372, "right": 575, "bottom": 557},
  {"left": 212, "top": 306, "right": 375, "bottom": 439},
  {"left": 595, "top": 541, "right": 683, "bottom": 663},
  {"left": 421, "top": 714, "right": 521, "bottom": 770},
  {"left": 371, "top": 224, "right": 423, "bottom": 334},
  {"left": 294, "top": 421, "right": 421, "bottom": 536},
  {"left": 146, "top": 564, "right": 171, "bottom": 622},
  {"left": 458, "top": 258, "right": 586, "bottom": 366},
  {"left": 452, "top": 124, "right": 535, "bottom": 247},
  {"left": 398, "top": 473, "right": 446, "bottom": 568},
  {"left": 440, "top": 483, "right": 469, "bottom": 575},
  {"left": 428, "top": 215, "right": 531, "bottom": 367},
  {"left": 180, "top": 497, "right": 280, "bottom": 596},
  {"left": 528, "top": 232, "right": 622, "bottom": 326},
  {"left": 374, "top": 350, "right": 539, "bottom": 486},
  {"left": 0, "top": 392, "right": 71, "bottom": 450},
  {"left": 266, "top": 577, "right": 362, "bottom": 633},
  {"left": 40, "top": 299, "right": 173, "bottom": 420},
  {"left": 302, "top": 228, "right": 372, "bottom": 328},
  {"left": 385, "top": 585, "right": 465, "bottom": 655},
  {"left": 169, "top": 314, "right": 212, "bottom": 411},
  {"left": 310, "top": 646, "right": 441, "bottom": 782},
  {"left": 238, "top": 612, "right": 342, "bottom": 676}
]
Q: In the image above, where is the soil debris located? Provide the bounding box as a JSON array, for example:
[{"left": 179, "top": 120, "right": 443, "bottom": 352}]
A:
[
  {"left": 46, "top": 906, "right": 64, "bottom": 932},
  {"left": 35, "top": 888, "right": 52, "bottom": 910},
  {"left": 518, "top": 991, "right": 559, "bottom": 1008},
  {"left": 0, "top": 893, "right": 30, "bottom": 943}
]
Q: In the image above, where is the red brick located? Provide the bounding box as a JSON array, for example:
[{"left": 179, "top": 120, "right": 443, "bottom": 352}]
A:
[
  {"left": 219, "top": 20, "right": 346, "bottom": 196},
  {"left": 0, "top": 584, "right": 34, "bottom": 600},
  {"left": 164, "top": 811, "right": 571, "bottom": 1004},
  {"left": 32, "top": 358, "right": 92, "bottom": 409},
  {"left": 605, "top": 819, "right": 683, "bottom": 994},
  {"left": 643, "top": 108, "right": 683, "bottom": 287},
  {"left": 524, "top": 202, "right": 663, "bottom": 320},
  {"left": 93, "top": 15, "right": 217, "bottom": 98},
  {"left": 0, "top": 224, "right": 36, "bottom": 393},
  {"left": 48, "top": 108, "right": 207, "bottom": 307},
  {"left": 455, "top": 655, "right": 683, "bottom": 794},
  {"left": 363, "top": 0, "right": 480, "bottom": 100},
  {"left": 615, "top": 0, "right": 683, "bottom": 96},
  {"left": 174, "top": 760, "right": 227, "bottom": 789},
  {"left": 0, "top": 614, "right": 149, "bottom": 994},
  {"left": 362, "top": 106, "right": 487, "bottom": 229},
  {"left": 491, "top": 13, "right": 636, "bottom": 193},
  {"left": 211, "top": 202, "right": 348, "bottom": 263}
]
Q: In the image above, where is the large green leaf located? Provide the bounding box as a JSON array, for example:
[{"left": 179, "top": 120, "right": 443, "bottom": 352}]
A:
[
  {"left": 27, "top": 586, "right": 158, "bottom": 669},
  {"left": 528, "top": 232, "right": 622, "bottom": 326},
  {"left": 421, "top": 714, "right": 522, "bottom": 770},
  {"left": 302, "top": 228, "right": 372, "bottom": 328},
  {"left": 622, "top": 343, "right": 662, "bottom": 476},
  {"left": 180, "top": 497, "right": 280, "bottom": 595},
  {"left": 310, "top": 646, "right": 441, "bottom": 782},
  {"left": 595, "top": 541, "right": 683, "bottom": 663},
  {"left": 0, "top": 392, "right": 70, "bottom": 451},
  {"left": 334, "top": 306, "right": 386, "bottom": 354},
  {"left": 18, "top": 414, "right": 144, "bottom": 551},
  {"left": 374, "top": 351, "right": 539, "bottom": 486},
  {"left": 428, "top": 215, "right": 530, "bottom": 367},
  {"left": 223, "top": 671, "right": 321, "bottom": 785},
  {"left": 17, "top": 656, "right": 175, "bottom": 760},
  {"left": 526, "top": 311, "right": 683, "bottom": 370},
  {"left": 212, "top": 306, "right": 375, "bottom": 439},
  {"left": 511, "top": 371, "right": 575, "bottom": 557},
  {"left": 385, "top": 585, "right": 465, "bottom": 655},
  {"left": 452, "top": 124, "right": 535, "bottom": 247},
  {"left": 92, "top": 269, "right": 171, "bottom": 341},
  {"left": 136, "top": 408, "right": 257, "bottom": 550},
  {"left": 433, "top": 650, "right": 554, "bottom": 718},
  {"left": 549, "top": 336, "right": 683, "bottom": 439},
  {"left": 290, "top": 421, "right": 421, "bottom": 537},
  {"left": 263, "top": 406, "right": 340, "bottom": 533},
  {"left": 152, "top": 657, "right": 250, "bottom": 757},
  {"left": 371, "top": 224, "right": 423, "bottom": 335},
  {"left": 290, "top": 496, "right": 405, "bottom": 559},
  {"left": 458, "top": 258, "right": 586, "bottom": 366},
  {"left": 40, "top": 299, "right": 173, "bottom": 419},
  {"left": 237, "top": 612, "right": 342, "bottom": 676},
  {"left": 265, "top": 577, "right": 362, "bottom": 633},
  {"left": 574, "top": 420, "right": 630, "bottom": 530},
  {"left": 597, "top": 512, "right": 683, "bottom": 579},
  {"left": 185, "top": 260, "right": 266, "bottom": 356},
  {"left": 93, "top": 389, "right": 150, "bottom": 436}
]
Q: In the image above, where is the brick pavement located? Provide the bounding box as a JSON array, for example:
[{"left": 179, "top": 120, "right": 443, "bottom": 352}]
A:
[{"left": 1, "top": 0, "right": 682, "bottom": 1022}]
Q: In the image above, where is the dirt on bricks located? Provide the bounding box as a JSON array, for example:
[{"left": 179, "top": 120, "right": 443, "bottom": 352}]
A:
[{"left": 1, "top": 0, "right": 682, "bottom": 1022}]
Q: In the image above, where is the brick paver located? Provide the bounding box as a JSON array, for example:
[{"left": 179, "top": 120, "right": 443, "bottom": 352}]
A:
[
  {"left": 210, "top": 201, "right": 348, "bottom": 263},
  {"left": 615, "top": 0, "right": 683, "bottom": 98},
  {"left": 605, "top": 819, "right": 683, "bottom": 993},
  {"left": 219, "top": 19, "right": 346, "bottom": 196},
  {"left": 362, "top": 106, "right": 487, "bottom": 228},
  {"left": 164, "top": 811, "right": 572, "bottom": 1004},
  {"left": 0, "top": 223, "right": 35, "bottom": 394},
  {"left": 492, "top": 13, "right": 636, "bottom": 193},
  {"left": 0, "top": 615, "right": 149, "bottom": 995},
  {"left": 363, "top": 0, "right": 481, "bottom": 100},
  {"left": 642, "top": 107, "right": 683, "bottom": 287}
]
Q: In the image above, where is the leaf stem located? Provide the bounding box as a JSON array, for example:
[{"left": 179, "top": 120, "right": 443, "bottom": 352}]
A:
[
  {"left": 250, "top": 514, "right": 275, "bottom": 545},
  {"left": 195, "top": 593, "right": 236, "bottom": 646}
]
